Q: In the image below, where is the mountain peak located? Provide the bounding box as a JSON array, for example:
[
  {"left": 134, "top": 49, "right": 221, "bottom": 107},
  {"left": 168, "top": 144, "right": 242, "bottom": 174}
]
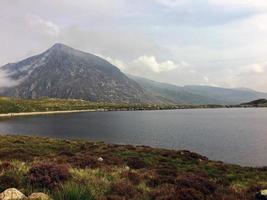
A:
[{"left": 49, "top": 43, "right": 72, "bottom": 52}]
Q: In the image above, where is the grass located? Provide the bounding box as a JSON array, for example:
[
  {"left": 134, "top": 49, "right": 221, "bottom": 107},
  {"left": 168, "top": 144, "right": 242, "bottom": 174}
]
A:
[
  {"left": 53, "top": 182, "right": 95, "bottom": 200},
  {"left": 0, "top": 96, "right": 225, "bottom": 114},
  {"left": 0, "top": 135, "right": 266, "bottom": 199}
]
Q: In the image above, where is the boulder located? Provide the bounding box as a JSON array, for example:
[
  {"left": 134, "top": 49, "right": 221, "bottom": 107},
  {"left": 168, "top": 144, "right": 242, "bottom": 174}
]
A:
[
  {"left": 27, "top": 192, "right": 50, "bottom": 200},
  {"left": 256, "top": 189, "right": 267, "bottom": 200},
  {"left": 98, "top": 157, "right": 104, "bottom": 162},
  {"left": 0, "top": 188, "right": 26, "bottom": 200}
]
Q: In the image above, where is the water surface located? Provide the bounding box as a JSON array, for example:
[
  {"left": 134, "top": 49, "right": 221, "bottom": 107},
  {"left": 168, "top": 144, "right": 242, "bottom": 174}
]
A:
[{"left": 0, "top": 108, "right": 267, "bottom": 166}]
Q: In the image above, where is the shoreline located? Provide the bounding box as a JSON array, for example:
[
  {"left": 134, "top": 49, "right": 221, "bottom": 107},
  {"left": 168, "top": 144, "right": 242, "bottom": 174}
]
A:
[
  {"left": 0, "top": 109, "right": 106, "bottom": 118},
  {"left": 0, "top": 106, "right": 266, "bottom": 118}
]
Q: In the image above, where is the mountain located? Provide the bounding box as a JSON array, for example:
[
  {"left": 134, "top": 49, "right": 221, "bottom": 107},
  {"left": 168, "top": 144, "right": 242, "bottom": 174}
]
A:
[
  {"left": 129, "top": 75, "right": 267, "bottom": 105},
  {"left": 128, "top": 75, "right": 224, "bottom": 105},
  {"left": 1, "top": 43, "right": 267, "bottom": 105},
  {"left": 0, "top": 43, "right": 155, "bottom": 103}
]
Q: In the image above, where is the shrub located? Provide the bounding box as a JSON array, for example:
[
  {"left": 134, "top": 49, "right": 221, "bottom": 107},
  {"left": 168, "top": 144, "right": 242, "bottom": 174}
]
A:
[
  {"left": 126, "top": 157, "right": 146, "bottom": 169},
  {"left": 68, "top": 154, "right": 98, "bottom": 169},
  {"left": 156, "top": 168, "right": 177, "bottom": 177},
  {"left": 53, "top": 182, "right": 95, "bottom": 200},
  {"left": 109, "top": 180, "right": 139, "bottom": 199},
  {"left": 27, "top": 163, "right": 70, "bottom": 189},
  {"left": 179, "top": 151, "right": 208, "bottom": 162},
  {"left": 0, "top": 162, "right": 14, "bottom": 172},
  {"left": 125, "top": 171, "right": 141, "bottom": 185},
  {"left": 0, "top": 171, "right": 20, "bottom": 192},
  {"left": 176, "top": 188, "right": 204, "bottom": 200},
  {"left": 150, "top": 184, "right": 204, "bottom": 200},
  {"left": 150, "top": 184, "right": 178, "bottom": 200},
  {"left": 175, "top": 175, "right": 217, "bottom": 195}
]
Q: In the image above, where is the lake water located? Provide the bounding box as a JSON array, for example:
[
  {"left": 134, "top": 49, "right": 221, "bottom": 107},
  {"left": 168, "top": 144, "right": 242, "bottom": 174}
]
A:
[{"left": 0, "top": 108, "right": 267, "bottom": 166}]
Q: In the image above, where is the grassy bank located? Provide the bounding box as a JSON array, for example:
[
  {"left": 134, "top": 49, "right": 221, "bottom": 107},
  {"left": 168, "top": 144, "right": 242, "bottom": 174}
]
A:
[
  {"left": 0, "top": 96, "right": 225, "bottom": 115},
  {"left": 0, "top": 135, "right": 266, "bottom": 199}
]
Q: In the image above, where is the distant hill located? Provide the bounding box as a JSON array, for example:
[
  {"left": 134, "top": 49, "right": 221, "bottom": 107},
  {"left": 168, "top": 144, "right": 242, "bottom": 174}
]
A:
[
  {"left": 128, "top": 75, "right": 223, "bottom": 105},
  {"left": 240, "top": 99, "right": 267, "bottom": 107},
  {"left": 129, "top": 75, "right": 267, "bottom": 105}
]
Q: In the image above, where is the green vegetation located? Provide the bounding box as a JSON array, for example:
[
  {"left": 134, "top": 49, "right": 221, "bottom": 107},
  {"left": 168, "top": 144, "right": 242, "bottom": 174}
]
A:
[
  {"left": 0, "top": 135, "right": 266, "bottom": 199},
  {"left": 0, "top": 96, "right": 225, "bottom": 115},
  {"left": 240, "top": 99, "right": 267, "bottom": 107}
]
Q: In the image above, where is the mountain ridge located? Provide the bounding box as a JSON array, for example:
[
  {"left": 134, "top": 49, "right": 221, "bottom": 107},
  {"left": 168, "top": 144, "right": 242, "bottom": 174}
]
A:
[
  {"left": 1, "top": 43, "right": 267, "bottom": 104},
  {"left": 129, "top": 75, "right": 267, "bottom": 104}
]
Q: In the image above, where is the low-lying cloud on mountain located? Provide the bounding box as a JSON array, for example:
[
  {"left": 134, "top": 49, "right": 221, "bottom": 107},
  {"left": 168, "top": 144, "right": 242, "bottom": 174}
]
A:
[{"left": 0, "top": 69, "right": 20, "bottom": 88}]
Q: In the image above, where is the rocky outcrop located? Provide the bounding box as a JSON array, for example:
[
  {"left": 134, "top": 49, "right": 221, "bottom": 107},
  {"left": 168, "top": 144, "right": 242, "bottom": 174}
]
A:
[
  {"left": 27, "top": 193, "right": 50, "bottom": 200},
  {"left": 0, "top": 188, "right": 50, "bottom": 200},
  {"left": 256, "top": 189, "right": 267, "bottom": 200},
  {"left": 0, "top": 188, "right": 26, "bottom": 200}
]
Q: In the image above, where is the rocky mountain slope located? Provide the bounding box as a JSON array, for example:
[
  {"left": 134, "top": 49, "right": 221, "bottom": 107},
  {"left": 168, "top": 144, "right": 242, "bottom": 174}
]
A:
[{"left": 0, "top": 44, "right": 154, "bottom": 103}]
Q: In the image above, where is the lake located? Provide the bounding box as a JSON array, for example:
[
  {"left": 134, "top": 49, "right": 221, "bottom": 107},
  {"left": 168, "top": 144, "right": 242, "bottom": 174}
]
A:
[{"left": 0, "top": 108, "right": 267, "bottom": 166}]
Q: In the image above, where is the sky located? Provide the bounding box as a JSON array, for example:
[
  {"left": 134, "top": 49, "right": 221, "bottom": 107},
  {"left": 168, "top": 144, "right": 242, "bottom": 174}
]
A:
[{"left": 0, "top": 0, "right": 267, "bottom": 92}]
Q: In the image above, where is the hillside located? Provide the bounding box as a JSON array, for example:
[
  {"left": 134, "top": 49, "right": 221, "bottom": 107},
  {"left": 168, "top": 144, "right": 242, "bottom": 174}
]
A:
[
  {"left": 0, "top": 97, "right": 225, "bottom": 115},
  {"left": 130, "top": 75, "right": 267, "bottom": 105},
  {"left": 129, "top": 75, "right": 224, "bottom": 105},
  {"left": 0, "top": 44, "right": 154, "bottom": 103},
  {"left": 241, "top": 99, "right": 267, "bottom": 107},
  {"left": 0, "top": 135, "right": 266, "bottom": 199},
  {"left": 184, "top": 85, "right": 267, "bottom": 104}
]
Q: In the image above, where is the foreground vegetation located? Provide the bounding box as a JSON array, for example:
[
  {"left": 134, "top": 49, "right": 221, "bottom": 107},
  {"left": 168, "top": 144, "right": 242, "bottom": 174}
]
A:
[
  {"left": 0, "top": 135, "right": 267, "bottom": 199},
  {"left": 0, "top": 96, "right": 225, "bottom": 114}
]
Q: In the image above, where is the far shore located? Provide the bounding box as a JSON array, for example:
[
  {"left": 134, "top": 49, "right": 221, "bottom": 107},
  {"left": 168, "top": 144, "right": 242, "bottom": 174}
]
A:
[
  {"left": 1, "top": 106, "right": 266, "bottom": 118},
  {"left": 0, "top": 109, "right": 106, "bottom": 118}
]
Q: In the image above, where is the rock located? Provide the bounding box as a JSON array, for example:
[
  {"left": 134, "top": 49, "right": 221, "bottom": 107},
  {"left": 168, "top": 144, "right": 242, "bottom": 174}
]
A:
[
  {"left": 98, "top": 157, "right": 104, "bottom": 162},
  {"left": 27, "top": 192, "right": 50, "bottom": 200},
  {"left": 256, "top": 189, "right": 267, "bottom": 200},
  {"left": 0, "top": 188, "right": 26, "bottom": 200}
]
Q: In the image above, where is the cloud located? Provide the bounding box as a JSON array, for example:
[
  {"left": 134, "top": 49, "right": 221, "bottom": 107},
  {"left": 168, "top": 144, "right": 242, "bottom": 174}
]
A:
[
  {"left": 209, "top": 0, "right": 267, "bottom": 9},
  {"left": 203, "top": 76, "right": 209, "bottom": 83},
  {"left": 0, "top": 0, "right": 267, "bottom": 92},
  {"left": 26, "top": 15, "right": 60, "bottom": 37},
  {"left": 97, "top": 55, "right": 126, "bottom": 71},
  {"left": 156, "top": 0, "right": 189, "bottom": 7},
  {"left": 241, "top": 63, "right": 267, "bottom": 75},
  {"left": 0, "top": 68, "right": 20, "bottom": 87},
  {"left": 133, "top": 56, "right": 178, "bottom": 73}
]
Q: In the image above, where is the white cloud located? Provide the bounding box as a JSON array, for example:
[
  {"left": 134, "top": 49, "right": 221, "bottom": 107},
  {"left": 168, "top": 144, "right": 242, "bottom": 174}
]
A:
[
  {"left": 98, "top": 55, "right": 126, "bottom": 71},
  {"left": 106, "top": 57, "right": 126, "bottom": 71},
  {"left": 134, "top": 55, "right": 178, "bottom": 73},
  {"left": 156, "top": 0, "right": 189, "bottom": 7},
  {"left": 203, "top": 76, "right": 209, "bottom": 83},
  {"left": 26, "top": 15, "right": 60, "bottom": 37},
  {"left": 0, "top": 69, "right": 20, "bottom": 87},
  {"left": 242, "top": 63, "right": 267, "bottom": 75},
  {"left": 209, "top": 0, "right": 267, "bottom": 9}
]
